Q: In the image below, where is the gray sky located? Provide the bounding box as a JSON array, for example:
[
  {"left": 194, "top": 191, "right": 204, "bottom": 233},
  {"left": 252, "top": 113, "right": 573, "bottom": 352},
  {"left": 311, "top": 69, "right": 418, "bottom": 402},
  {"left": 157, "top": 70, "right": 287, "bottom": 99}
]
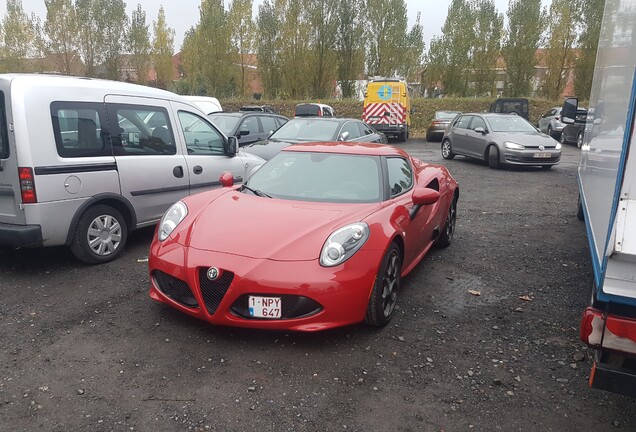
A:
[{"left": 4, "top": 0, "right": 551, "bottom": 51}]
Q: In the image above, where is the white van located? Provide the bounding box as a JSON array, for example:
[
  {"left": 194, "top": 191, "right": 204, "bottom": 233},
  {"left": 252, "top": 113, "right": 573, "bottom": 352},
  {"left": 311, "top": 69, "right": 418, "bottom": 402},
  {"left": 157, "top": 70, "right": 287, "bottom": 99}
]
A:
[
  {"left": 0, "top": 74, "right": 264, "bottom": 263},
  {"left": 182, "top": 96, "right": 223, "bottom": 115}
]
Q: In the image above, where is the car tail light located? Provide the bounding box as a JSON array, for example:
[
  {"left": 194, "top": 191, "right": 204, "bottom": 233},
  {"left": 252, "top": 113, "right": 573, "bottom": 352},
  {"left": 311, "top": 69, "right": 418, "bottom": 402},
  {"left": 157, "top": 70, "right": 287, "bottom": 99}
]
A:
[
  {"left": 432, "top": 120, "right": 441, "bottom": 125},
  {"left": 581, "top": 307, "right": 636, "bottom": 352},
  {"left": 18, "top": 167, "right": 37, "bottom": 204}
]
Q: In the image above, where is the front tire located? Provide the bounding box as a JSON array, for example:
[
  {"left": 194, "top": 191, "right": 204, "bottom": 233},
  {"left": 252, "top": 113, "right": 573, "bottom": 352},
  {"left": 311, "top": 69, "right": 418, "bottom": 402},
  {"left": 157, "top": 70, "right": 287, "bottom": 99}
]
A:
[
  {"left": 577, "top": 131, "right": 584, "bottom": 149},
  {"left": 487, "top": 145, "right": 500, "bottom": 169},
  {"left": 436, "top": 197, "right": 457, "bottom": 248},
  {"left": 560, "top": 131, "right": 567, "bottom": 144},
  {"left": 441, "top": 139, "right": 455, "bottom": 160},
  {"left": 366, "top": 243, "right": 402, "bottom": 327},
  {"left": 70, "top": 205, "right": 128, "bottom": 264}
]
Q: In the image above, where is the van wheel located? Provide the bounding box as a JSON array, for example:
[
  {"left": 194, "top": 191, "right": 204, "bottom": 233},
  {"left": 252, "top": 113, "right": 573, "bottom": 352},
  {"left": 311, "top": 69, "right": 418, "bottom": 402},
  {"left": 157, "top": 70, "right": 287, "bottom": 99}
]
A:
[
  {"left": 399, "top": 129, "right": 407, "bottom": 142},
  {"left": 487, "top": 145, "right": 500, "bottom": 169},
  {"left": 71, "top": 205, "right": 128, "bottom": 264}
]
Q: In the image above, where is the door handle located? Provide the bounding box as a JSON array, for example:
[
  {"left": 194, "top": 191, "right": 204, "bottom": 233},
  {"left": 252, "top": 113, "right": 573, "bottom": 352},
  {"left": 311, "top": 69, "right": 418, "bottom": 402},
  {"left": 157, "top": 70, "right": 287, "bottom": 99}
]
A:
[
  {"left": 193, "top": 165, "right": 203, "bottom": 175},
  {"left": 173, "top": 166, "right": 184, "bottom": 178}
]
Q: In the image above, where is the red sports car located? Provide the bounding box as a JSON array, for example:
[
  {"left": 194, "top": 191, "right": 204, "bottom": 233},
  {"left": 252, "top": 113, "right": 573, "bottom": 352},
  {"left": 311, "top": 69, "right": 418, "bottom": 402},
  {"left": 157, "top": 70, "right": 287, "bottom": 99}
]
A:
[{"left": 149, "top": 142, "right": 459, "bottom": 331}]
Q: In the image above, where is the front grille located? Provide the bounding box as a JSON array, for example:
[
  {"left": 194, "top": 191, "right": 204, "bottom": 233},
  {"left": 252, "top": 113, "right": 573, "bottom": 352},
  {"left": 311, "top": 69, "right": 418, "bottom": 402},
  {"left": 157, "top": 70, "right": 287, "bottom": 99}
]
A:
[
  {"left": 231, "top": 294, "right": 322, "bottom": 320},
  {"left": 198, "top": 268, "right": 234, "bottom": 315},
  {"left": 153, "top": 270, "right": 198, "bottom": 308}
]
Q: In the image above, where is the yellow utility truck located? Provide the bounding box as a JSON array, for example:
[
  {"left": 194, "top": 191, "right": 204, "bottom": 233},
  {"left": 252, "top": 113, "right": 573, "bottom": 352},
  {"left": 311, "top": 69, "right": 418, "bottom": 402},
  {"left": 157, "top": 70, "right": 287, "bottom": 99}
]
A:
[{"left": 363, "top": 78, "right": 411, "bottom": 142}]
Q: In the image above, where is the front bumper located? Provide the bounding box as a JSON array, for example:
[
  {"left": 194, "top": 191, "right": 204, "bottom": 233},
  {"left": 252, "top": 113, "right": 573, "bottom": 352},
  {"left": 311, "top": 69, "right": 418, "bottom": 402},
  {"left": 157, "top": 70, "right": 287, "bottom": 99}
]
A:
[
  {"left": 503, "top": 149, "right": 561, "bottom": 166},
  {"left": 0, "top": 223, "right": 43, "bottom": 248},
  {"left": 148, "top": 240, "right": 381, "bottom": 331}
]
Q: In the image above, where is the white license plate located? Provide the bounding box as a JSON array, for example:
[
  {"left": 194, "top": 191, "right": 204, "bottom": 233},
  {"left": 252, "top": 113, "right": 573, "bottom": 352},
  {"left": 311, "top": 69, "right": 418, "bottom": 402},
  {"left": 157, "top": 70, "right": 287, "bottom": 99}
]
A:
[
  {"left": 248, "top": 296, "right": 282, "bottom": 319},
  {"left": 533, "top": 152, "right": 552, "bottom": 158}
]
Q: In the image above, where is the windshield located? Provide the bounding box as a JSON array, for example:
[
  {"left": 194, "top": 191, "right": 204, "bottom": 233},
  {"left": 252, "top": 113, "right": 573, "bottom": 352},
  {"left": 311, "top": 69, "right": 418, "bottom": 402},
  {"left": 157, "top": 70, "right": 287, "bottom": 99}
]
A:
[
  {"left": 208, "top": 114, "right": 240, "bottom": 135},
  {"left": 245, "top": 151, "right": 382, "bottom": 203},
  {"left": 270, "top": 119, "right": 340, "bottom": 141},
  {"left": 436, "top": 111, "right": 459, "bottom": 120},
  {"left": 486, "top": 116, "right": 537, "bottom": 133}
]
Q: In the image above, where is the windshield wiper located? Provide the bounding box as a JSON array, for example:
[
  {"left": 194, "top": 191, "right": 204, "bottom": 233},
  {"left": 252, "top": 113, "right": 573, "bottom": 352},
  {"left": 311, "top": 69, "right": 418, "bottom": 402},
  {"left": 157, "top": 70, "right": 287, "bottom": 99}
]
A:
[{"left": 241, "top": 184, "right": 272, "bottom": 198}]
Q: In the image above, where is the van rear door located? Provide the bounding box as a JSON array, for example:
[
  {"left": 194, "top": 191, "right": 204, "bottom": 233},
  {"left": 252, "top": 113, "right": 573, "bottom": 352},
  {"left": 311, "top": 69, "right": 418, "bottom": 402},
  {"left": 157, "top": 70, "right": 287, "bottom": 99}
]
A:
[
  {"left": 105, "top": 95, "right": 190, "bottom": 226},
  {"left": 0, "top": 79, "right": 26, "bottom": 226}
]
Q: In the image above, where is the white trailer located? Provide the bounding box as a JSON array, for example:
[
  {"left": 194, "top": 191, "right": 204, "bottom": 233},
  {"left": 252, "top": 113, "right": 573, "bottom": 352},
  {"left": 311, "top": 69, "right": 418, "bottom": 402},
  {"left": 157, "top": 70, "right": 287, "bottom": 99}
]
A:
[{"left": 561, "top": 0, "right": 636, "bottom": 397}]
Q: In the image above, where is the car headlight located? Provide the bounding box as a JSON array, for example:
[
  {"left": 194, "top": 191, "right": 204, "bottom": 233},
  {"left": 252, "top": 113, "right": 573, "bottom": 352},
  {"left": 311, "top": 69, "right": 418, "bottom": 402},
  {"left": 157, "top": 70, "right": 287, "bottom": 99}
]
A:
[
  {"left": 320, "top": 222, "right": 370, "bottom": 267},
  {"left": 504, "top": 141, "right": 525, "bottom": 150},
  {"left": 555, "top": 142, "right": 562, "bottom": 150},
  {"left": 158, "top": 201, "right": 188, "bottom": 241}
]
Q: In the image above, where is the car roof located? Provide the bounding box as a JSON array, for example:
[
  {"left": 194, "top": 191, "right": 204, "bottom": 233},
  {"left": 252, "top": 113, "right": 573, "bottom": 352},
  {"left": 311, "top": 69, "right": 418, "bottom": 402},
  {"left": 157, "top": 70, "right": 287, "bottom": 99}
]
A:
[
  {"left": 287, "top": 117, "right": 357, "bottom": 123},
  {"left": 282, "top": 142, "right": 408, "bottom": 157},
  {"left": 210, "top": 112, "right": 283, "bottom": 118}
]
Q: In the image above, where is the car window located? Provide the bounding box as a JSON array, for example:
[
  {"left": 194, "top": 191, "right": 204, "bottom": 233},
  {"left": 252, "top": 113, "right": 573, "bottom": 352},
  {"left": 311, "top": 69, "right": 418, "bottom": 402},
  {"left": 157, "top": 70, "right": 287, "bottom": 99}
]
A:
[
  {"left": 453, "top": 115, "right": 472, "bottom": 129},
  {"left": 260, "top": 116, "right": 278, "bottom": 134},
  {"left": 0, "top": 91, "right": 8, "bottom": 159},
  {"left": 178, "top": 111, "right": 225, "bottom": 155},
  {"left": 387, "top": 157, "right": 413, "bottom": 198},
  {"left": 110, "top": 105, "right": 176, "bottom": 156},
  {"left": 486, "top": 116, "right": 537, "bottom": 132},
  {"left": 471, "top": 116, "right": 487, "bottom": 131},
  {"left": 275, "top": 117, "right": 288, "bottom": 128},
  {"left": 322, "top": 107, "right": 333, "bottom": 117},
  {"left": 271, "top": 119, "right": 340, "bottom": 141},
  {"left": 51, "top": 101, "right": 111, "bottom": 158},
  {"left": 239, "top": 117, "right": 261, "bottom": 135},
  {"left": 545, "top": 109, "right": 555, "bottom": 117},
  {"left": 340, "top": 121, "right": 361, "bottom": 140},
  {"left": 208, "top": 114, "right": 240, "bottom": 136},
  {"left": 358, "top": 122, "right": 374, "bottom": 136}
]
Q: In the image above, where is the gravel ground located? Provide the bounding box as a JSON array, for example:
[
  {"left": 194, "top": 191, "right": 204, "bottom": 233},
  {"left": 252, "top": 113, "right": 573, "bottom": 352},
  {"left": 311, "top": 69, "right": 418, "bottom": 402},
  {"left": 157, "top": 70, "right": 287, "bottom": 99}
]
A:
[{"left": 0, "top": 138, "right": 635, "bottom": 431}]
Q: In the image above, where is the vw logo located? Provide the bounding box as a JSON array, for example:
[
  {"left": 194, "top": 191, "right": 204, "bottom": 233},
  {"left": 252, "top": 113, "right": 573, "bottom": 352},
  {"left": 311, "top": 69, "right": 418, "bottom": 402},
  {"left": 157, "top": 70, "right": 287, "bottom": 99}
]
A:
[
  {"left": 206, "top": 267, "right": 219, "bottom": 280},
  {"left": 539, "top": 145, "right": 545, "bottom": 151}
]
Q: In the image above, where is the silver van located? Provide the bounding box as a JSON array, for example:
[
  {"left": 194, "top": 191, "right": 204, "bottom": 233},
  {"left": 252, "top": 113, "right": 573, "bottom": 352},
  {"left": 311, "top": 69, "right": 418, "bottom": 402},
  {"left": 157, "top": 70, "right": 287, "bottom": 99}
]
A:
[{"left": 0, "top": 74, "right": 264, "bottom": 263}]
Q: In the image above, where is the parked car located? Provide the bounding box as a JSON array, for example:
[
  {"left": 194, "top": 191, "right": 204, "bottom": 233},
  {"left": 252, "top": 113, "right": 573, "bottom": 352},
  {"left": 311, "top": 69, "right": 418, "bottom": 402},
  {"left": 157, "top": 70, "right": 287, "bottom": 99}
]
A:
[
  {"left": 441, "top": 113, "right": 561, "bottom": 169},
  {"left": 239, "top": 105, "right": 277, "bottom": 114},
  {"left": 208, "top": 112, "right": 288, "bottom": 147},
  {"left": 295, "top": 103, "right": 336, "bottom": 117},
  {"left": 489, "top": 98, "right": 529, "bottom": 120},
  {"left": 182, "top": 95, "right": 223, "bottom": 114},
  {"left": 559, "top": 108, "right": 588, "bottom": 148},
  {"left": 244, "top": 117, "right": 387, "bottom": 160},
  {"left": 0, "top": 74, "right": 264, "bottom": 263},
  {"left": 149, "top": 142, "right": 459, "bottom": 331},
  {"left": 426, "top": 111, "right": 461, "bottom": 142},
  {"left": 537, "top": 106, "right": 564, "bottom": 138}
]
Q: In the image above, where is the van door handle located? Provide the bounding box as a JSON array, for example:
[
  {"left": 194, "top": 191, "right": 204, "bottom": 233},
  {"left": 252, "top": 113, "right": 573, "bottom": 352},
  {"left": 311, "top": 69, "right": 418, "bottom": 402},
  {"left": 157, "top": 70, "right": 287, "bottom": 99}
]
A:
[
  {"left": 193, "top": 165, "right": 203, "bottom": 174},
  {"left": 173, "top": 166, "right": 184, "bottom": 178}
]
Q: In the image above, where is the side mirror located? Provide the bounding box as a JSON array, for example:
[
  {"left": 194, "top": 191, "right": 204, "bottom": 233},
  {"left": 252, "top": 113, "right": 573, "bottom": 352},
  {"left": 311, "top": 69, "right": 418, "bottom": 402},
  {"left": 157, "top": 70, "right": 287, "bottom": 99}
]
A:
[
  {"left": 239, "top": 129, "right": 250, "bottom": 136},
  {"left": 227, "top": 136, "right": 239, "bottom": 155},
  {"left": 339, "top": 131, "right": 350, "bottom": 141},
  {"left": 219, "top": 172, "right": 234, "bottom": 187},
  {"left": 474, "top": 127, "right": 486, "bottom": 134},
  {"left": 561, "top": 97, "right": 578, "bottom": 124},
  {"left": 412, "top": 187, "right": 440, "bottom": 206}
]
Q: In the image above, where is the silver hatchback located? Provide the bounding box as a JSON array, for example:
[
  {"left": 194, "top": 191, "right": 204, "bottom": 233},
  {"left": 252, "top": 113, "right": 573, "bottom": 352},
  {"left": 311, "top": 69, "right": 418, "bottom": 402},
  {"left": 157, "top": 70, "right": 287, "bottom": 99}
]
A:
[{"left": 441, "top": 113, "right": 561, "bottom": 169}]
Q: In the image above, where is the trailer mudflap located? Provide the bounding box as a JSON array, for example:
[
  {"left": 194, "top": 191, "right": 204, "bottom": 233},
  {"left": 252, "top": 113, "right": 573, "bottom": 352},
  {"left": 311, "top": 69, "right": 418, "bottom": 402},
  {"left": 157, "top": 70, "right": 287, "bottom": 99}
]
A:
[{"left": 589, "top": 354, "right": 636, "bottom": 397}]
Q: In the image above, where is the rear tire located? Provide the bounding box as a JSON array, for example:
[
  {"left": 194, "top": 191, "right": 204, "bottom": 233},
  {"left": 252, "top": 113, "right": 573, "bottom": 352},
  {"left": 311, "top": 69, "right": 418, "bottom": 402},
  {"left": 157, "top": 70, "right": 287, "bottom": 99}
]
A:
[
  {"left": 487, "top": 145, "right": 500, "bottom": 169},
  {"left": 366, "top": 243, "right": 402, "bottom": 327},
  {"left": 70, "top": 205, "right": 128, "bottom": 264},
  {"left": 441, "top": 139, "right": 455, "bottom": 160},
  {"left": 399, "top": 129, "right": 407, "bottom": 142}
]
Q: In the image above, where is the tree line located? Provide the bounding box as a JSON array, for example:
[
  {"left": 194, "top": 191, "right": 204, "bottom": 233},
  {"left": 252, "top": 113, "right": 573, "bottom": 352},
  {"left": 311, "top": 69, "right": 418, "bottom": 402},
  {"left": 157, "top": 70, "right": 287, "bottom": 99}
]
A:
[
  {"left": 0, "top": 0, "right": 604, "bottom": 100},
  {"left": 426, "top": 0, "right": 604, "bottom": 100}
]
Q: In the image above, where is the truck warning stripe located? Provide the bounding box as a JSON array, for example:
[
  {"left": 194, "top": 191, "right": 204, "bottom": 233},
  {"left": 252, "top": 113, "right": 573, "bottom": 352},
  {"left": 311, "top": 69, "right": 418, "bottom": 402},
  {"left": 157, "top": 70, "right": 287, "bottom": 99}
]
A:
[{"left": 363, "top": 103, "right": 406, "bottom": 124}]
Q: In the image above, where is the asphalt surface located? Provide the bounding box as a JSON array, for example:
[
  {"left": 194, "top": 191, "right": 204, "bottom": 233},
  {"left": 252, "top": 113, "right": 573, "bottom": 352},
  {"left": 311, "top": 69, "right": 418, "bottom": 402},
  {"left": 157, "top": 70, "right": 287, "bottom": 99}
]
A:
[{"left": 1, "top": 137, "right": 635, "bottom": 431}]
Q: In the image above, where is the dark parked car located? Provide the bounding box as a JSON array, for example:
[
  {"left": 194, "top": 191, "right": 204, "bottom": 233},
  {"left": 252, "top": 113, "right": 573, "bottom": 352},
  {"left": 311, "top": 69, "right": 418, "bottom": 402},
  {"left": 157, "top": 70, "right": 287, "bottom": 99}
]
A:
[
  {"left": 239, "top": 105, "right": 278, "bottom": 114},
  {"left": 489, "top": 98, "right": 529, "bottom": 120},
  {"left": 426, "top": 111, "right": 461, "bottom": 142},
  {"left": 560, "top": 108, "right": 588, "bottom": 148},
  {"left": 244, "top": 117, "right": 387, "bottom": 160},
  {"left": 441, "top": 113, "right": 561, "bottom": 169},
  {"left": 208, "top": 112, "right": 288, "bottom": 146}
]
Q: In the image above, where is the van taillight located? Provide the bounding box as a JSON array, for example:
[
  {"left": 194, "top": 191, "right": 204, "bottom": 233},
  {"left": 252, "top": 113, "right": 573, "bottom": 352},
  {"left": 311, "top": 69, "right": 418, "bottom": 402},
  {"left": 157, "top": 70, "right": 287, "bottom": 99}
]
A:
[{"left": 18, "top": 167, "right": 37, "bottom": 204}]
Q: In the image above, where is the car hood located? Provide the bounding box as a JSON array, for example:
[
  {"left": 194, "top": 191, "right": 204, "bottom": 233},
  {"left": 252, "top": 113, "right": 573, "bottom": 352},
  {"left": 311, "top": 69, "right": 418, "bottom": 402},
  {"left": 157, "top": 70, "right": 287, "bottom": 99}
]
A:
[
  {"left": 493, "top": 131, "right": 558, "bottom": 147},
  {"left": 243, "top": 138, "right": 298, "bottom": 160},
  {"left": 184, "top": 190, "right": 381, "bottom": 261}
]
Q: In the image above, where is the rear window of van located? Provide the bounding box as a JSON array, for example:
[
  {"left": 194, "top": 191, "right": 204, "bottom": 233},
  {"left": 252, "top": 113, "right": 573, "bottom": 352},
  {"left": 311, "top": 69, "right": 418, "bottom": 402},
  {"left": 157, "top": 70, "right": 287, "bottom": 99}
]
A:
[
  {"left": 0, "top": 91, "right": 8, "bottom": 159},
  {"left": 295, "top": 104, "right": 320, "bottom": 117}
]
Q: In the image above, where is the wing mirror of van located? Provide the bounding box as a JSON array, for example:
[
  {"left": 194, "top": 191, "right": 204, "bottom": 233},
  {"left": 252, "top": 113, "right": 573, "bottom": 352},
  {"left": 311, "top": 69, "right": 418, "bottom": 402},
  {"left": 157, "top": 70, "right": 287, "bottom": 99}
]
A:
[
  {"left": 226, "top": 136, "right": 239, "bottom": 155},
  {"left": 219, "top": 172, "right": 234, "bottom": 187},
  {"left": 561, "top": 97, "right": 578, "bottom": 124}
]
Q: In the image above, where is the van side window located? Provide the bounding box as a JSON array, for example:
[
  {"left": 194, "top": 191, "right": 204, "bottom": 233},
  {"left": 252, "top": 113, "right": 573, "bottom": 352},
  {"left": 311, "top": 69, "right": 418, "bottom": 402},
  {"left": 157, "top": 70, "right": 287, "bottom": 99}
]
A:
[
  {"left": 51, "top": 102, "right": 111, "bottom": 158},
  {"left": 178, "top": 111, "right": 225, "bottom": 155},
  {"left": 108, "top": 105, "right": 176, "bottom": 156},
  {"left": 0, "top": 91, "right": 9, "bottom": 159}
]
